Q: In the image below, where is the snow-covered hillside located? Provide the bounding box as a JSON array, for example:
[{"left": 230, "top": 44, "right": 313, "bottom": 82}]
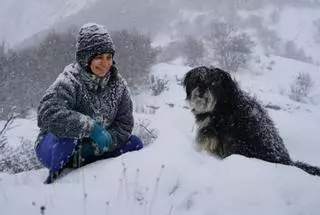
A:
[
  {"left": 240, "top": 5, "right": 320, "bottom": 65},
  {"left": 0, "top": 0, "right": 97, "bottom": 48},
  {"left": 1, "top": 56, "right": 320, "bottom": 214},
  {"left": 270, "top": 7, "right": 320, "bottom": 59},
  {"left": 1, "top": 2, "right": 320, "bottom": 214}
]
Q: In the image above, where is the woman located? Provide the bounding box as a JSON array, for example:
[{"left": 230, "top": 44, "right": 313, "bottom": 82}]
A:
[{"left": 35, "top": 23, "right": 143, "bottom": 184}]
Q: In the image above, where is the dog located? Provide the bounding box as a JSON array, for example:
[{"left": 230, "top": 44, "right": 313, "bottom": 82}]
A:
[{"left": 183, "top": 66, "right": 320, "bottom": 176}]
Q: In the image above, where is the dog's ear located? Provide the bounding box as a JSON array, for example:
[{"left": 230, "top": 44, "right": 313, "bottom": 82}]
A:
[
  {"left": 210, "top": 67, "right": 239, "bottom": 101},
  {"left": 183, "top": 71, "right": 192, "bottom": 99},
  {"left": 212, "top": 68, "right": 233, "bottom": 83},
  {"left": 182, "top": 70, "right": 191, "bottom": 88}
]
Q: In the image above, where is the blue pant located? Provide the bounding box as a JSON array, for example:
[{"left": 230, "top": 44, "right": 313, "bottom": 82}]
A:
[{"left": 36, "top": 133, "right": 143, "bottom": 175}]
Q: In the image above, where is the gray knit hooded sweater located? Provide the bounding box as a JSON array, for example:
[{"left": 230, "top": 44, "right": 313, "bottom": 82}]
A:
[{"left": 36, "top": 23, "right": 133, "bottom": 152}]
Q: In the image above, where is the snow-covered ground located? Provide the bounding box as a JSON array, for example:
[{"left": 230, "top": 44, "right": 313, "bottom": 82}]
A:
[
  {"left": 1, "top": 2, "right": 320, "bottom": 214},
  {"left": 1, "top": 55, "right": 320, "bottom": 214}
]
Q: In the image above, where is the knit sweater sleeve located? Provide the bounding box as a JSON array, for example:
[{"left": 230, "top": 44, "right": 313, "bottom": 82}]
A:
[
  {"left": 107, "top": 84, "right": 134, "bottom": 151},
  {"left": 37, "top": 68, "right": 95, "bottom": 139}
]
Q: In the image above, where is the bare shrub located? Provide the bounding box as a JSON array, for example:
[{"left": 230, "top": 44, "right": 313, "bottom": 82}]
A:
[
  {"left": 282, "top": 41, "right": 313, "bottom": 63},
  {"left": 290, "top": 72, "right": 314, "bottom": 102},
  {"left": 157, "top": 41, "right": 183, "bottom": 63},
  {"left": 112, "top": 30, "right": 159, "bottom": 91},
  {"left": 133, "top": 118, "right": 158, "bottom": 147},
  {"left": 149, "top": 75, "right": 169, "bottom": 96},
  {"left": 0, "top": 115, "right": 42, "bottom": 173},
  {"left": 313, "top": 18, "right": 320, "bottom": 44},
  {"left": 180, "top": 36, "right": 205, "bottom": 67},
  {"left": 0, "top": 138, "right": 42, "bottom": 174},
  {"left": 205, "top": 21, "right": 255, "bottom": 72},
  {"left": 257, "top": 28, "right": 281, "bottom": 55}
]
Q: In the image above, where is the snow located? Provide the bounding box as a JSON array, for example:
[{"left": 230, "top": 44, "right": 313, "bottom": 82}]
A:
[
  {"left": 0, "top": 0, "right": 98, "bottom": 48},
  {"left": 79, "top": 23, "right": 110, "bottom": 35},
  {"left": 1, "top": 118, "right": 39, "bottom": 149},
  {"left": 272, "top": 7, "right": 320, "bottom": 63},
  {"left": 1, "top": 57, "right": 320, "bottom": 214},
  {"left": 1, "top": 2, "right": 320, "bottom": 215},
  {"left": 239, "top": 5, "right": 320, "bottom": 64},
  {"left": 237, "top": 55, "right": 320, "bottom": 106}
]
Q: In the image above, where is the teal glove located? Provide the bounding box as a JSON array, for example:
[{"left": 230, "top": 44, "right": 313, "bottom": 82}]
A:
[{"left": 89, "top": 122, "right": 112, "bottom": 153}]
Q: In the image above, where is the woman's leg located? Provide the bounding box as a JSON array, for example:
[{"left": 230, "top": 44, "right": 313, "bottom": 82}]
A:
[
  {"left": 121, "top": 135, "right": 144, "bottom": 153},
  {"left": 35, "top": 133, "right": 56, "bottom": 169},
  {"left": 103, "top": 135, "right": 144, "bottom": 157},
  {"left": 35, "top": 132, "right": 77, "bottom": 175},
  {"left": 36, "top": 133, "right": 143, "bottom": 173},
  {"left": 81, "top": 135, "right": 144, "bottom": 165}
]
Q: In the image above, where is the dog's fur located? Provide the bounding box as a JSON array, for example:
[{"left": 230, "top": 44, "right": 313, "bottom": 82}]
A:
[{"left": 183, "top": 66, "right": 320, "bottom": 176}]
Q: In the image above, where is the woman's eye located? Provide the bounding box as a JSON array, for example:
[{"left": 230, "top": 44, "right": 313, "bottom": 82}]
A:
[{"left": 95, "top": 55, "right": 112, "bottom": 60}]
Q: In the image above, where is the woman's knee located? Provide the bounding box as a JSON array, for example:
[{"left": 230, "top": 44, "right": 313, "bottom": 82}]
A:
[
  {"left": 35, "top": 132, "right": 77, "bottom": 171},
  {"left": 123, "top": 135, "right": 143, "bottom": 152},
  {"left": 35, "top": 132, "right": 57, "bottom": 168}
]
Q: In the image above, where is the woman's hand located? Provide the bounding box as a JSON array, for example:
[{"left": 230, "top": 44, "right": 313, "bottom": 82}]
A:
[{"left": 89, "top": 122, "right": 112, "bottom": 152}]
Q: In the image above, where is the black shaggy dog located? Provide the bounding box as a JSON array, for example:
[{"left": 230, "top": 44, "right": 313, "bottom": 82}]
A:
[{"left": 183, "top": 66, "right": 320, "bottom": 176}]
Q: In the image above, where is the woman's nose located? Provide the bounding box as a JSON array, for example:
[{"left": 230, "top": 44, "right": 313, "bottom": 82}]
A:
[{"left": 100, "top": 57, "right": 109, "bottom": 65}]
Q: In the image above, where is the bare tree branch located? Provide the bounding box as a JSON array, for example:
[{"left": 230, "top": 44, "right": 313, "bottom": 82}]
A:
[
  {"left": 0, "top": 114, "right": 15, "bottom": 136},
  {"left": 139, "top": 123, "right": 157, "bottom": 139}
]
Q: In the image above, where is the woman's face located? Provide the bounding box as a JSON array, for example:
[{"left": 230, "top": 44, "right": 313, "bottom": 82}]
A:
[{"left": 89, "top": 53, "right": 113, "bottom": 77}]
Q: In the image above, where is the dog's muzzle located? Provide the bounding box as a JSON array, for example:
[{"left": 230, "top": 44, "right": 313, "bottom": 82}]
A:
[{"left": 188, "top": 87, "right": 216, "bottom": 114}]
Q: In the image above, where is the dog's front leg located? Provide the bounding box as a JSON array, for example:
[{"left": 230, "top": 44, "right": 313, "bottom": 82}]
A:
[
  {"left": 196, "top": 127, "right": 220, "bottom": 155},
  {"left": 217, "top": 137, "right": 247, "bottom": 159}
]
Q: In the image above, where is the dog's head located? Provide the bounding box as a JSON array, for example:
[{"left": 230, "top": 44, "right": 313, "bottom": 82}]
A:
[{"left": 183, "top": 66, "right": 237, "bottom": 114}]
